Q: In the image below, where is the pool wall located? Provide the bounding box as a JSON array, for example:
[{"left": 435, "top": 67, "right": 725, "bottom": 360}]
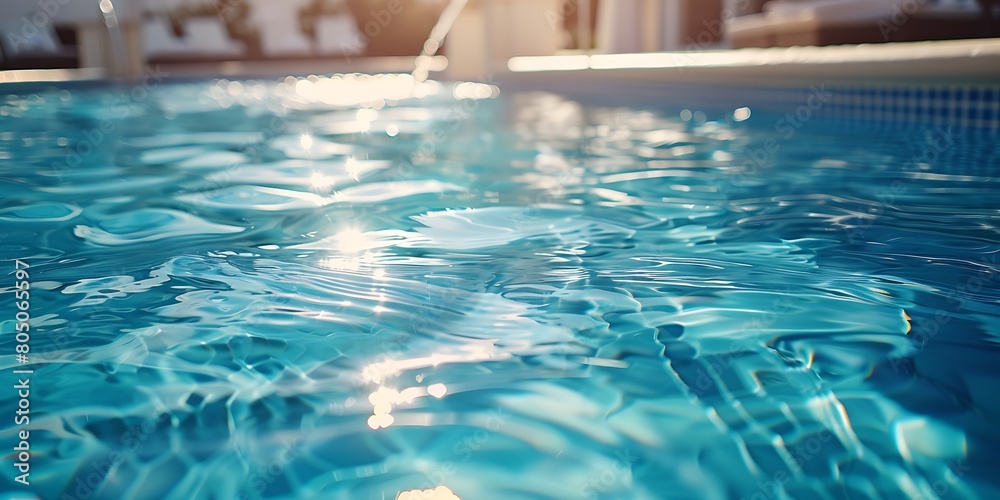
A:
[
  {"left": 3, "top": 39, "right": 999, "bottom": 131},
  {"left": 502, "top": 38, "right": 1000, "bottom": 130},
  {"left": 500, "top": 79, "right": 1000, "bottom": 131}
]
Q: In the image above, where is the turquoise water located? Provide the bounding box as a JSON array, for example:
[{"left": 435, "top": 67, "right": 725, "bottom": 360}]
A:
[{"left": 1, "top": 75, "right": 999, "bottom": 499}]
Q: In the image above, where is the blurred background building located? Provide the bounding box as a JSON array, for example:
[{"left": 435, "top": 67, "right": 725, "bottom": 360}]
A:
[{"left": 1, "top": 0, "right": 998, "bottom": 77}]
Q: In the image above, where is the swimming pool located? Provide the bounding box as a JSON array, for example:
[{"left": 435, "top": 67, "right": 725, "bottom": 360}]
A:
[{"left": 1, "top": 73, "right": 998, "bottom": 499}]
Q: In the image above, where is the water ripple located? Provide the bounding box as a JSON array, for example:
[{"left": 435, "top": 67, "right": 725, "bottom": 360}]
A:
[{"left": 1, "top": 77, "right": 998, "bottom": 500}]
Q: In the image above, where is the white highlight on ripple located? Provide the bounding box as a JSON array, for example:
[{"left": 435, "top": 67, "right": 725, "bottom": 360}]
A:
[
  {"left": 408, "top": 206, "right": 633, "bottom": 250},
  {"left": 334, "top": 228, "right": 368, "bottom": 254},
  {"left": 332, "top": 180, "right": 465, "bottom": 204},
  {"left": 362, "top": 342, "right": 507, "bottom": 385},
  {"left": 366, "top": 381, "right": 450, "bottom": 430},
  {"left": 309, "top": 171, "right": 336, "bottom": 192},
  {"left": 363, "top": 343, "right": 503, "bottom": 431},
  {"left": 427, "top": 383, "right": 447, "bottom": 398},
  {"left": 178, "top": 186, "right": 332, "bottom": 211},
  {"left": 397, "top": 486, "right": 461, "bottom": 500},
  {"left": 0, "top": 202, "right": 82, "bottom": 222},
  {"left": 272, "top": 134, "right": 353, "bottom": 160},
  {"left": 73, "top": 209, "right": 243, "bottom": 246},
  {"left": 453, "top": 82, "right": 499, "bottom": 100}
]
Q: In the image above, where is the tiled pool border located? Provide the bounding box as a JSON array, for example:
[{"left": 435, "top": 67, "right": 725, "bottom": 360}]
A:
[
  {"left": 500, "top": 77, "right": 1000, "bottom": 131},
  {"left": 692, "top": 83, "right": 1000, "bottom": 130},
  {"left": 2, "top": 72, "right": 998, "bottom": 131}
]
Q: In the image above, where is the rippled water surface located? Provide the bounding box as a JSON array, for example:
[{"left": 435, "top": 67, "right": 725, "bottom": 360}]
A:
[{"left": 1, "top": 76, "right": 999, "bottom": 499}]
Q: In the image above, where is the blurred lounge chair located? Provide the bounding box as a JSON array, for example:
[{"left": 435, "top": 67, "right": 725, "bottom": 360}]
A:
[
  {"left": 186, "top": 18, "right": 244, "bottom": 56},
  {"left": 316, "top": 14, "right": 363, "bottom": 56},
  {"left": 247, "top": 0, "right": 313, "bottom": 57},
  {"left": 728, "top": 0, "right": 992, "bottom": 48},
  {"left": 143, "top": 17, "right": 245, "bottom": 62},
  {"left": 595, "top": 0, "right": 726, "bottom": 53},
  {"left": 0, "top": 19, "right": 78, "bottom": 70},
  {"left": 143, "top": 18, "right": 190, "bottom": 58}
]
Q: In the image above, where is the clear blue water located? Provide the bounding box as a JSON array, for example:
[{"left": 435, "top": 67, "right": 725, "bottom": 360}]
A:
[{"left": 1, "top": 75, "right": 999, "bottom": 499}]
